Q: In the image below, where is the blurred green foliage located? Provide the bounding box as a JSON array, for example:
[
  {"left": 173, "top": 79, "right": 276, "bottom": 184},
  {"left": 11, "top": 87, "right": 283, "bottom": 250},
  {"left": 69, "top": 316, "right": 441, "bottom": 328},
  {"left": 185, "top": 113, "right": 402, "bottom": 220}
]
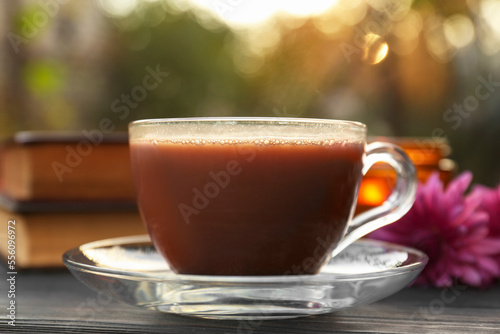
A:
[
  {"left": 23, "top": 60, "right": 67, "bottom": 96},
  {"left": 2, "top": 0, "right": 500, "bottom": 185},
  {"left": 105, "top": 2, "right": 256, "bottom": 129}
]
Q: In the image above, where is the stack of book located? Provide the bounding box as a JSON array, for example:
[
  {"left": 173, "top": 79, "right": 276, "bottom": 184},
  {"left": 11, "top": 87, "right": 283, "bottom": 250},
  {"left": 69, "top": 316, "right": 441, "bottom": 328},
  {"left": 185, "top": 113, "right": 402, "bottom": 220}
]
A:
[{"left": 0, "top": 132, "right": 146, "bottom": 268}]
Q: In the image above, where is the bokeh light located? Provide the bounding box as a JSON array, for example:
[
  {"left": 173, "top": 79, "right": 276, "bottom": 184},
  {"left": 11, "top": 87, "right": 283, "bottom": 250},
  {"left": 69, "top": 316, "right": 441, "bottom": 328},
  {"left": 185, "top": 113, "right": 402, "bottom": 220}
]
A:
[
  {"left": 362, "top": 33, "right": 389, "bottom": 64},
  {"left": 391, "top": 9, "right": 422, "bottom": 55},
  {"left": 3, "top": 0, "right": 500, "bottom": 188},
  {"left": 477, "top": 0, "right": 500, "bottom": 54},
  {"left": 480, "top": 0, "right": 500, "bottom": 36},
  {"left": 424, "top": 15, "right": 454, "bottom": 63},
  {"left": 443, "top": 14, "right": 475, "bottom": 49},
  {"left": 336, "top": 0, "right": 367, "bottom": 26},
  {"left": 99, "top": 0, "right": 139, "bottom": 17}
]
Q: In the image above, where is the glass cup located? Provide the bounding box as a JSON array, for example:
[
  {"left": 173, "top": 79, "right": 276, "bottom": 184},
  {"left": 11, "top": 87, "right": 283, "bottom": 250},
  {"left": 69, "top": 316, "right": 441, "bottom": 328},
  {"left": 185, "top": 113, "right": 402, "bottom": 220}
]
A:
[{"left": 129, "top": 117, "right": 417, "bottom": 276}]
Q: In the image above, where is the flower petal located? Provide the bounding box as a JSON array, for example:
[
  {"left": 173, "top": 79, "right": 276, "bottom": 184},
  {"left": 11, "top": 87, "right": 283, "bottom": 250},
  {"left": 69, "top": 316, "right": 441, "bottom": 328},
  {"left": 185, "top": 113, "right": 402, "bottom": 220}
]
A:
[
  {"left": 456, "top": 250, "right": 475, "bottom": 263},
  {"left": 445, "top": 171, "right": 472, "bottom": 204},
  {"left": 476, "top": 257, "right": 500, "bottom": 276},
  {"left": 422, "top": 173, "right": 444, "bottom": 216},
  {"left": 460, "top": 265, "right": 482, "bottom": 287},
  {"left": 367, "top": 170, "right": 500, "bottom": 288},
  {"left": 468, "top": 238, "right": 500, "bottom": 255}
]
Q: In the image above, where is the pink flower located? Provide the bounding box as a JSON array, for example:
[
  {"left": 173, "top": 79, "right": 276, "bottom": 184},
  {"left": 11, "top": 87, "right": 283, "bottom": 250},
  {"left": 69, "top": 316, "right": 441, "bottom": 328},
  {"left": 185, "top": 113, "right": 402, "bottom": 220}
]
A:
[
  {"left": 369, "top": 172, "right": 500, "bottom": 288},
  {"left": 469, "top": 183, "right": 500, "bottom": 269}
]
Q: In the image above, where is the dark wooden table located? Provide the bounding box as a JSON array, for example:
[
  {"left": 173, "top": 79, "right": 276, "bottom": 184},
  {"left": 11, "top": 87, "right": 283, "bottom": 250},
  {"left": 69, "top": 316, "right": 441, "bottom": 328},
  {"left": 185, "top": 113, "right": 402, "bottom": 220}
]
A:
[{"left": 1, "top": 264, "right": 499, "bottom": 333}]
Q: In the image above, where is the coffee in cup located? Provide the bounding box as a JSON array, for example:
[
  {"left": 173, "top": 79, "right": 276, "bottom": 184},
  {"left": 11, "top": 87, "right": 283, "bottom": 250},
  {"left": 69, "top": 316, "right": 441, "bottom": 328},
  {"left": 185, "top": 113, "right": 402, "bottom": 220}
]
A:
[{"left": 129, "top": 118, "right": 416, "bottom": 276}]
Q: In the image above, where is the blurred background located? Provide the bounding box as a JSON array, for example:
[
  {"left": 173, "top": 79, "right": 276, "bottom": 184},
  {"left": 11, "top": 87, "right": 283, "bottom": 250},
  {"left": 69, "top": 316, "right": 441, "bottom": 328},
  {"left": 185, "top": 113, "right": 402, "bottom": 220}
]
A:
[{"left": 1, "top": 0, "right": 500, "bottom": 185}]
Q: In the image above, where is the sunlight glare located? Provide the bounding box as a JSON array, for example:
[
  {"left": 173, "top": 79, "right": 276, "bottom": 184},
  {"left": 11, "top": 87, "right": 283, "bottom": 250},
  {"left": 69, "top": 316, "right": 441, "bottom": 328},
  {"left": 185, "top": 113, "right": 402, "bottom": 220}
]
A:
[
  {"left": 283, "top": 0, "right": 340, "bottom": 17},
  {"left": 190, "top": 0, "right": 340, "bottom": 27},
  {"left": 99, "top": 0, "right": 139, "bottom": 17}
]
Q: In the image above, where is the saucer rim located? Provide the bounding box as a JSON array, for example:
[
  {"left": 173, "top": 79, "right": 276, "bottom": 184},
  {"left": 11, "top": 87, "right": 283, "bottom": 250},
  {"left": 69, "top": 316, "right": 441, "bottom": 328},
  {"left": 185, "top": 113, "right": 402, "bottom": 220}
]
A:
[{"left": 63, "top": 234, "right": 428, "bottom": 284}]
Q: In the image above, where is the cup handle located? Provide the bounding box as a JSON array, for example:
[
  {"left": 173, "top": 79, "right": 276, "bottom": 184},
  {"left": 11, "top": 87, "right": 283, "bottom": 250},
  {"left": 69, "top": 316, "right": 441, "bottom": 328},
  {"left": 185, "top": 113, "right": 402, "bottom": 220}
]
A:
[{"left": 332, "top": 142, "right": 418, "bottom": 258}]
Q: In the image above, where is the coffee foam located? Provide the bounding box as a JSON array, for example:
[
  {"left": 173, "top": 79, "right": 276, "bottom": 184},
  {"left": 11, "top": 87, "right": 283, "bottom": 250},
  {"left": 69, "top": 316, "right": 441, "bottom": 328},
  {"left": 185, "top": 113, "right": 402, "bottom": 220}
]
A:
[{"left": 136, "top": 137, "right": 363, "bottom": 147}]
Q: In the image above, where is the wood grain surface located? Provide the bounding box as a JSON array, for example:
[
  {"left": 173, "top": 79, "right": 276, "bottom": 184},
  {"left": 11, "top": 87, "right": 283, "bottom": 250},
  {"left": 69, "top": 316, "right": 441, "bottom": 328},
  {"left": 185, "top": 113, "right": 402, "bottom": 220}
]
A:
[{"left": 1, "top": 265, "right": 499, "bottom": 333}]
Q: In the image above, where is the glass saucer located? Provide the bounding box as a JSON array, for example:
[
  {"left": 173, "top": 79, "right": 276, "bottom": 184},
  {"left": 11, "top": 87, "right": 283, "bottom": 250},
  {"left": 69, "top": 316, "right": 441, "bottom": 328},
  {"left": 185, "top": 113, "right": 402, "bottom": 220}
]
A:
[{"left": 63, "top": 235, "right": 427, "bottom": 320}]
